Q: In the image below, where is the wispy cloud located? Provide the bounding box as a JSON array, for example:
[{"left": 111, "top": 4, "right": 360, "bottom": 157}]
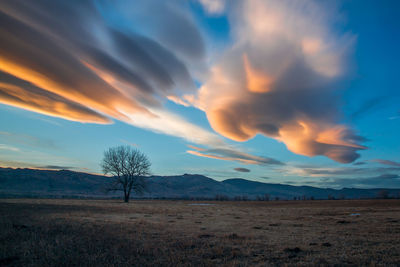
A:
[
  {"left": 42, "top": 165, "right": 75, "bottom": 170},
  {"left": 120, "top": 139, "right": 139, "bottom": 148},
  {"left": 0, "top": 144, "right": 19, "bottom": 152},
  {"left": 126, "top": 109, "right": 224, "bottom": 147},
  {"left": 353, "top": 161, "right": 367, "bottom": 166},
  {"left": 287, "top": 165, "right": 400, "bottom": 178},
  {"left": 187, "top": 145, "right": 283, "bottom": 165},
  {"left": 198, "top": 0, "right": 226, "bottom": 15},
  {"left": 350, "top": 97, "right": 386, "bottom": 120},
  {"left": 372, "top": 159, "right": 400, "bottom": 167},
  {"left": 0, "top": 160, "right": 74, "bottom": 170},
  {"left": 234, "top": 167, "right": 250, "bottom": 173},
  {"left": 0, "top": 131, "right": 56, "bottom": 149},
  {"left": 307, "top": 173, "right": 400, "bottom": 189}
]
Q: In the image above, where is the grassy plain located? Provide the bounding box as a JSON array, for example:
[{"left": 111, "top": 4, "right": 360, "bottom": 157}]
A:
[{"left": 1, "top": 199, "right": 400, "bottom": 266}]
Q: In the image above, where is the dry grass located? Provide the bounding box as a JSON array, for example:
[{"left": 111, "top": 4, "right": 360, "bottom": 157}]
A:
[{"left": 1, "top": 199, "right": 400, "bottom": 266}]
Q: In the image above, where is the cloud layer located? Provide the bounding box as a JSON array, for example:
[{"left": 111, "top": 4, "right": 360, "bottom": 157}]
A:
[
  {"left": 187, "top": 0, "right": 366, "bottom": 163},
  {"left": 0, "top": 0, "right": 367, "bottom": 165},
  {"left": 0, "top": 0, "right": 232, "bottom": 151},
  {"left": 0, "top": 0, "right": 201, "bottom": 125}
]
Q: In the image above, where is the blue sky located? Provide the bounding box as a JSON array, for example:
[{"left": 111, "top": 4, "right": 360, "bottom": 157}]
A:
[{"left": 0, "top": 0, "right": 399, "bottom": 188}]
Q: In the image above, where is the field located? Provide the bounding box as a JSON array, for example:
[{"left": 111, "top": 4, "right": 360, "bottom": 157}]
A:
[{"left": 1, "top": 199, "right": 400, "bottom": 266}]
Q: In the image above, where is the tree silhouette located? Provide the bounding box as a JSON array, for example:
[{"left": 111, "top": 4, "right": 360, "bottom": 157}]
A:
[{"left": 101, "top": 146, "right": 151, "bottom": 202}]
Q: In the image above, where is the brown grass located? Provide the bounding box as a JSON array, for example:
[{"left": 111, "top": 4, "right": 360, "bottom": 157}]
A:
[{"left": 1, "top": 199, "right": 400, "bottom": 266}]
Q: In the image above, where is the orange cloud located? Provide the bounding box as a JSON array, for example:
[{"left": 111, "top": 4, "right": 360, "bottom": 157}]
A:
[
  {"left": 302, "top": 38, "right": 322, "bottom": 55},
  {"left": 0, "top": 53, "right": 150, "bottom": 122},
  {"left": 278, "top": 121, "right": 366, "bottom": 163},
  {"left": 0, "top": 80, "right": 111, "bottom": 124},
  {"left": 0, "top": 2, "right": 195, "bottom": 127},
  {"left": 243, "top": 54, "right": 273, "bottom": 93},
  {"left": 186, "top": 0, "right": 364, "bottom": 163}
]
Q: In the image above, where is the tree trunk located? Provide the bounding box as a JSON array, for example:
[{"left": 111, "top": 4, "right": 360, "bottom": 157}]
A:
[{"left": 123, "top": 188, "right": 129, "bottom": 202}]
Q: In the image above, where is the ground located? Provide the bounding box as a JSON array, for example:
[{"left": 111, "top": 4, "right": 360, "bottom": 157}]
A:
[{"left": 1, "top": 199, "right": 400, "bottom": 266}]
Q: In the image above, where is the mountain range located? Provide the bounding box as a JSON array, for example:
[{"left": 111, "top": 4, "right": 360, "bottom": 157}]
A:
[{"left": 1, "top": 167, "right": 399, "bottom": 200}]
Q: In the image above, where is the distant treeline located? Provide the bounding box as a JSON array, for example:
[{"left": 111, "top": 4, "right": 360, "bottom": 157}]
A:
[{"left": 1, "top": 190, "right": 398, "bottom": 201}]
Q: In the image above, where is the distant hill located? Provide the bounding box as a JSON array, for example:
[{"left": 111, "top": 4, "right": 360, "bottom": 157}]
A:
[
  {"left": 0, "top": 167, "right": 399, "bottom": 200},
  {"left": 0, "top": 168, "right": 112, "bottom": 198}
]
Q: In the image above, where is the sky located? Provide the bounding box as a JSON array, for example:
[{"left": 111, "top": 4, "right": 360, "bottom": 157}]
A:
[{"left": 0, "top": 0, "right": 399, "bottom": 189}]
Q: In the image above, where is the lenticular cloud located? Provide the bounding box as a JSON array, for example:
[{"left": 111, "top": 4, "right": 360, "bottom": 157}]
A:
[{"left": 189, "top": 0, "right": 366, "bottom": 163}]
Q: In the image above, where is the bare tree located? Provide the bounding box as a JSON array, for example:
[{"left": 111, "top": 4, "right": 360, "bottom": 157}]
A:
[{"left": 101, "top": 146, "right": 151, "bottom": 202}]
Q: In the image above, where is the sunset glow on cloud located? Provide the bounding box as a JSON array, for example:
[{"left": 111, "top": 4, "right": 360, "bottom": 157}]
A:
[
  {"left": 1, "top": 0, "right": 399, "bottom": 187},
  {"left": 0, "top": 0, "right": 215, "bottom": 144},
  {"left": 185, "top": 0, "right": 364, "bottom": 163}
]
